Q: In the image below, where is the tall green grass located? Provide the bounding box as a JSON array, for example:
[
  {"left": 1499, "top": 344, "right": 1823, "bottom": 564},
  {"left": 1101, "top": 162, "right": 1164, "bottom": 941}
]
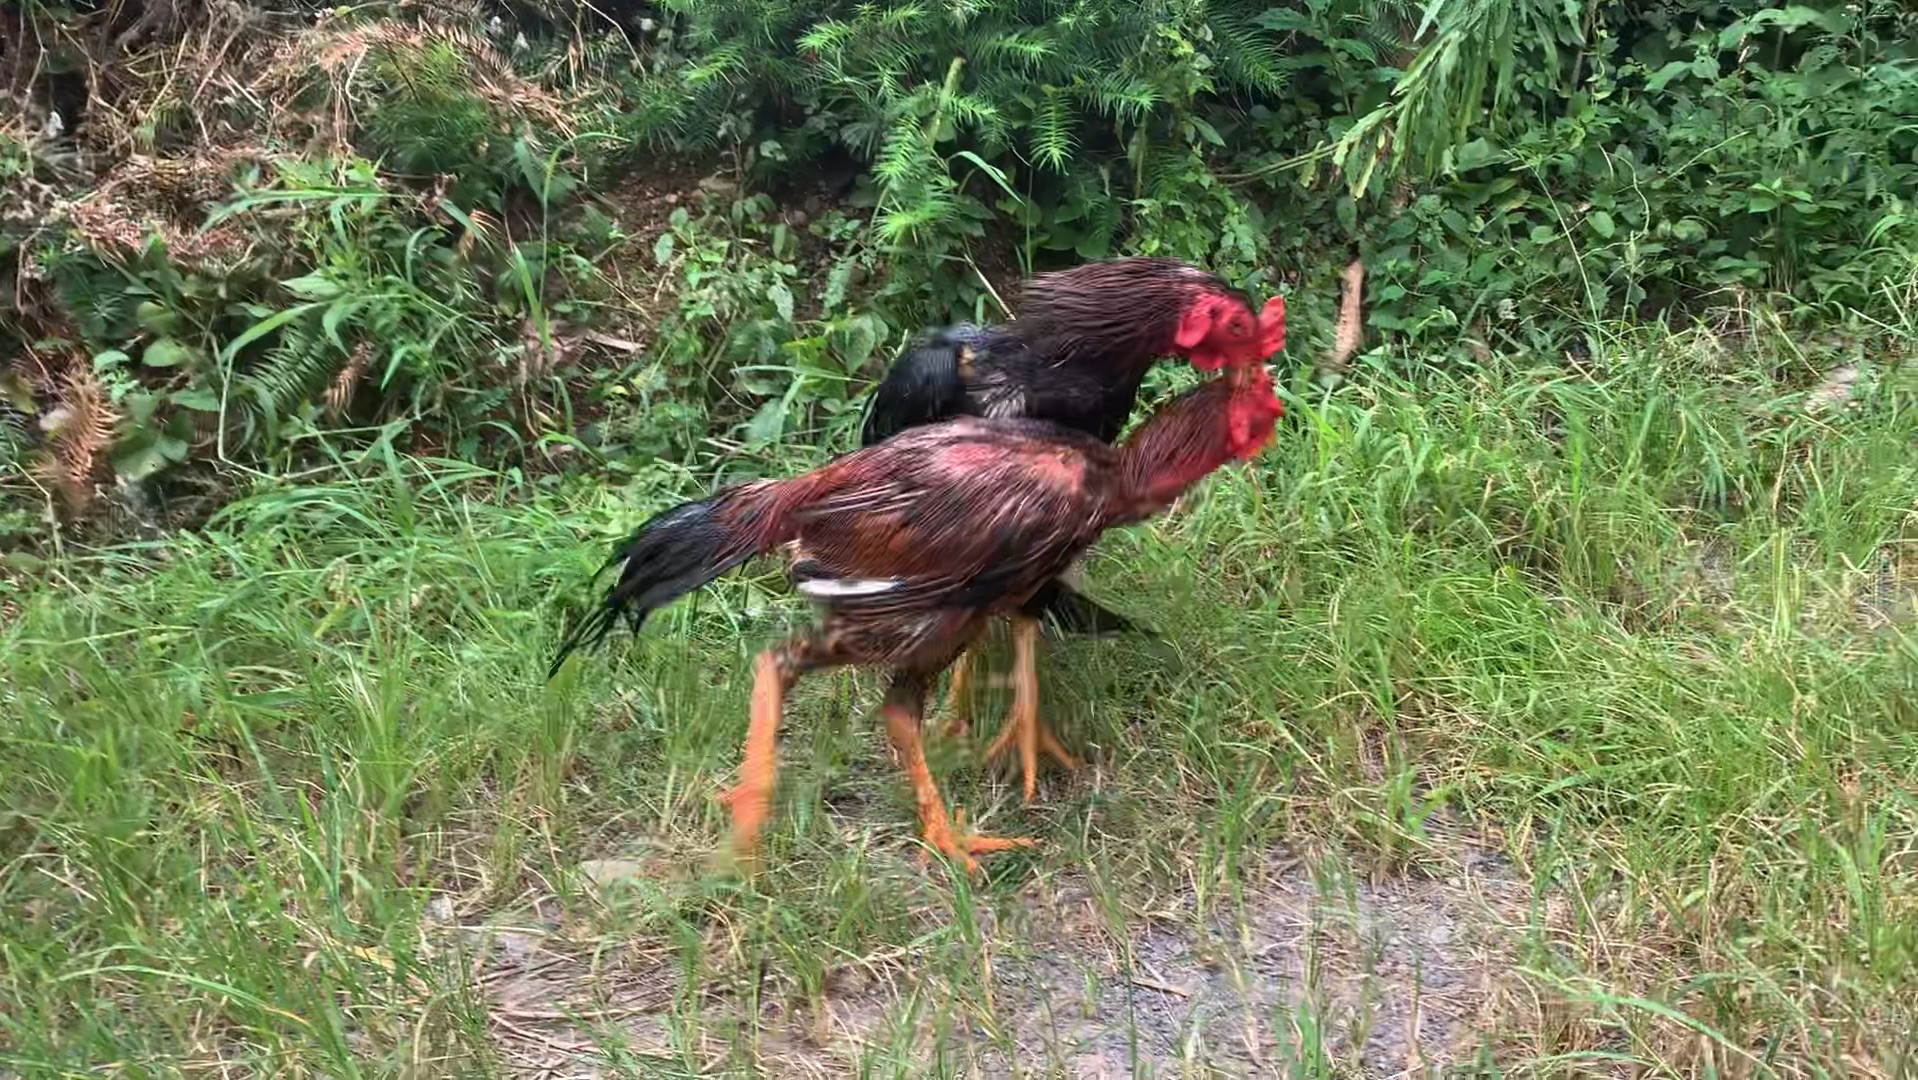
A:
[{"left": 1, "top": 336, "right": 1912, "bottom": 1074}]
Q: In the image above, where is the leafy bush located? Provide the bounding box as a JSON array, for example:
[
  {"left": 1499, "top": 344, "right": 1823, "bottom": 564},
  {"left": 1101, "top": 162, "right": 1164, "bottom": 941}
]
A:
[
  {"left": 584, "top": 0, "right": 1917, "bottom": 334},
  {"left": 2, "top": 0, "right": 1914, "bottom": 546}
]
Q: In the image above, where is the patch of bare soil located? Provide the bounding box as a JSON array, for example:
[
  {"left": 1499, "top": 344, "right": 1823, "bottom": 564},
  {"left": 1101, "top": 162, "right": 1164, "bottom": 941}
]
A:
[
  {"left": 591, "top": 161, "right": 724, "bottom": 348},
  {"left": 456, "top": 840, "right": 1536, "bottom": 1077},
  {"left": 968, "top": 846, "right": 1529, "bottom": 1077}
]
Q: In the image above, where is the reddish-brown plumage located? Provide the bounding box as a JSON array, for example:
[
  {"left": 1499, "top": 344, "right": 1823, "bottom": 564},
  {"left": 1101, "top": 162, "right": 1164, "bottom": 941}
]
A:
[{"left": 551, "top": 366, "right": 1283, "bottom": 868}]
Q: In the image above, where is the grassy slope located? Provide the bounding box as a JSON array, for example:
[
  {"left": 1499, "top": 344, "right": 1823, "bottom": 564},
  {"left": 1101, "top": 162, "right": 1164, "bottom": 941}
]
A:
[{"left": 2, "top": 334, "right": 1914, "bottom": 1076}]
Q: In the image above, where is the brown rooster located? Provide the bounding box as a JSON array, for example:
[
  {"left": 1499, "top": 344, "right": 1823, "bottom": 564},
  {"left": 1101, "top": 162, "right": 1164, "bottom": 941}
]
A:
[
  {"left": 860, "top": 257, "right": 1286, "bottom": 801},
  {"left": 551, "top": 366, "right": 1283, "bottom": 869}
]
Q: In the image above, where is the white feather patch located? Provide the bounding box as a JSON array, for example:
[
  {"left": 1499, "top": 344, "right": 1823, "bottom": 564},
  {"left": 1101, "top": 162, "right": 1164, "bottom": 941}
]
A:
[{"left": 797, "top": 578, "right": 902, "bottom": 599}]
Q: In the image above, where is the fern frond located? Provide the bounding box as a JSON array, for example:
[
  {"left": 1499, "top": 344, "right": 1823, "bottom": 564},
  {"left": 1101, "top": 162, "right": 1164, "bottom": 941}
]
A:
[
  {"left": 1210, "top": 11, "right": 1291, "bottom": 97},
  {"left": 684, "top": 42, "right": 751, "bottom": 88},
  {"left": 324, "top": 342, "right": 371, "bottom": 421},
  {"left": 943, "top": 93, "right": 1002, "bottom": 137},
  {"left": 46, "top": 366, "right": 117, "bottom": 513},
  {"left": 875, "top": 115, "right": 940, "bottom": 189},
  {"left": 1081, "top": 73, "right": 1161, "bottom": 126},
  {"left": 970, "top": 27, "right": 1058, "bottom": 70},
  {"left": 1030, "top": 86, "right": 1075, "bottom": 173},
  {"left": 240, "top": 334, "right": 350, "bottom": 438},
  {"left": 878, "top": 190, "right": 959, "bottom": 245},
  {"left": 877, "top": 3, "right": 930, "bottom": 34},
  {"left": 798, "top": 20, "right": 857, "bottom": 55}
]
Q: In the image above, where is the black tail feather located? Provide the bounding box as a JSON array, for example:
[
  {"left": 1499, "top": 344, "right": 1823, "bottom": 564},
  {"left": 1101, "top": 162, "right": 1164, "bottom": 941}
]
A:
[
  {"left": 860, "top": 333, "right": 973, "bottom": 447},
  {"left": 547, "top": 492, "right": 764, "bottom": 679},
  {"left": 1022, "top": 578, "right": 1157, "bottom": 639}
]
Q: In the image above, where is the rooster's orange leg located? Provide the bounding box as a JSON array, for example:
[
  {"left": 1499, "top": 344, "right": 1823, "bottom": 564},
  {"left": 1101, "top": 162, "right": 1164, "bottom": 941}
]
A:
[
  {"left": 718, "top": 645, "right": 807, "bottom": 865},
  {"left": 984, "top": 616, "right": 1082, "bottom": 802},
  {"left": 941, "top": 645, "right": 976, "bottom": 738},
  {"left": 883, "top": 675, "right": 1034, "bottom": 873}
]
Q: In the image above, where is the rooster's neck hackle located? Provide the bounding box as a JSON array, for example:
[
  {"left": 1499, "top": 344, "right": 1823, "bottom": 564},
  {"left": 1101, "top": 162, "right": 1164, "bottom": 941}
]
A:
[{"left": 1013, "top": 257, "right": 1248, "bottom": 373}]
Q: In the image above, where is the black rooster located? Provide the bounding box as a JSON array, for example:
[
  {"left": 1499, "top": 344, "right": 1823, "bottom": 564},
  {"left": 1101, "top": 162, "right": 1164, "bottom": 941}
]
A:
[{"left": 859, "top": 257, "right": 1285, "bottom": 799}]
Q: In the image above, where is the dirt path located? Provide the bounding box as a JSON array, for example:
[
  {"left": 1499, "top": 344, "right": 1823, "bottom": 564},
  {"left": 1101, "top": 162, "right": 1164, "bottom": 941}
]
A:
[{"left": 455, "top": 837, "right": 1535, "bottom": 1077}]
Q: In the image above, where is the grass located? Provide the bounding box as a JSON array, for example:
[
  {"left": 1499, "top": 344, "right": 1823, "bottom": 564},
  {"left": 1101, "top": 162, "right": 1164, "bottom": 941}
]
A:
[{"left": 2, "top": 326, "right": 1914, "bottom": 1077}]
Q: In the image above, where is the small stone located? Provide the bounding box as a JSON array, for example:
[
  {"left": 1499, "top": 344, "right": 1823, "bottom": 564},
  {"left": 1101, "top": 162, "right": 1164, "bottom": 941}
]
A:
[
  {"left": 423, "top": 894, "right": 456, "bottom": 925},
  {"left": 1809, "top": 364, "right": 1861, "bottom": 412},
  {"left": 578, "top": 858, "right": 648, "bottom": 887}
]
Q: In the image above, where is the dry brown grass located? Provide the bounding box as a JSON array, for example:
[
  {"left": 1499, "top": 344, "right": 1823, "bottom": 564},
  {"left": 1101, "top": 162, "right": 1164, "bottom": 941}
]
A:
[
  {"left": 60, "top": 148, "right": 265, "bottom": 268},
  {"left": 258, "top": 11, "right": 580, "bottom": 156},
  {"left": 324, "top": 341, "right": 372, "bottom": 421}
]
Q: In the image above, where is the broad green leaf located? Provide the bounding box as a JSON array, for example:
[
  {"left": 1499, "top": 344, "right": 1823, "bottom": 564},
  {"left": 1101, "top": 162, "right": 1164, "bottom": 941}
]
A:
[
  {"left": 320, "top": 299, "right": 357, "bottom": 354},
  {"left": 142, "top": 338, "right": 196, "bottom": 369},
  {"left": 769, "top": 283, "right": 795, "bottom": 323},
  {"left": 1454, "top": 138, "right": 1502, "bottom": 171},
  {"left": 113, "top": 433, "right": 190, "bottom": 482},
  {"left": 1644, "top": 61, "right": 1695, "bottom": 93},
  {"left": 830, "top": 317, "right": 879, "bottom": 373},
  {"left": 280, "top": 274, "right": 341, "bottom": 301},
  {"left": 170, "top": 388, "right": 221, "bottom": 411},
  {"left": 1588, "top": 211, "right": 1616, "bottom": 239},
  {"left": 744, "top": 398, "right": 786, "bottom": 445},
  {"left": 134, "top": 301, "right": 178, "bottom": 336},
  {"left": 124, "top": 391, "right": 161, "bottom": 425}
]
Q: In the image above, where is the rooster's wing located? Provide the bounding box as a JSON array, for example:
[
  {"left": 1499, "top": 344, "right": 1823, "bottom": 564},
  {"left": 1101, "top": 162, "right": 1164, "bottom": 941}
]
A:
[{"left": 789, "top": 421, "right": 1109, "bottom": 616}]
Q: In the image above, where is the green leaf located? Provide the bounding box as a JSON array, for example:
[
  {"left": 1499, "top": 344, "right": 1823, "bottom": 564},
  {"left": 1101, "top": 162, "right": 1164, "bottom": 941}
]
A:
[
  {"left": 744, "top": 398, "right": 786, "bottom": 445},
  {"left": 1453, "top": 138, "right": 1502, "bottom": 172},
  {"left": 142, "top": 338, "right": 196, "bottom": 369},
  {"left": 170, "top": 388, "right": 221, "bottom": 411},
  {"left": 1720, "top": 6, "right": 1837, "bottom": 48},
  {"left": 1588, "top": 211, "right": 1616, "bottom": 239},
  {"left": 1254, "top": 8, "right": 1313, "bottom": 32},
  {"left": 221, "top": 303, "right": 325, "bottom": 363},
  {"left": 1645, "top": 61, "right": 1695, "bottom": 93},
  {"left": 952, "top": 151, "right": 1019, "bottom": 201},
  {"left": 114, "top": 433, "right": 190, "bottom": 482},
  {"left": 280, "top": 274, "right": 341, "bottom": 301},
  {"left": 93, "top": 350, "right": 132, "bottom": 371},
  {"left": 1335, "top": 197, "right": 1359, "bottom": 237},
  {"left": 769, "top": 283, "right": 795, "bottom": 323},
  {"left": 124, "top": 391, "right": 161, "bottom": 425},
  {"left": 134, "top": 301, "right": 178, "bottom": 336},
  {"left": 829, "top": 316, "right": 879, "bottom": 373},
  {"left": 320, "top": 300, "right": 357, "bottom": 354}
]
